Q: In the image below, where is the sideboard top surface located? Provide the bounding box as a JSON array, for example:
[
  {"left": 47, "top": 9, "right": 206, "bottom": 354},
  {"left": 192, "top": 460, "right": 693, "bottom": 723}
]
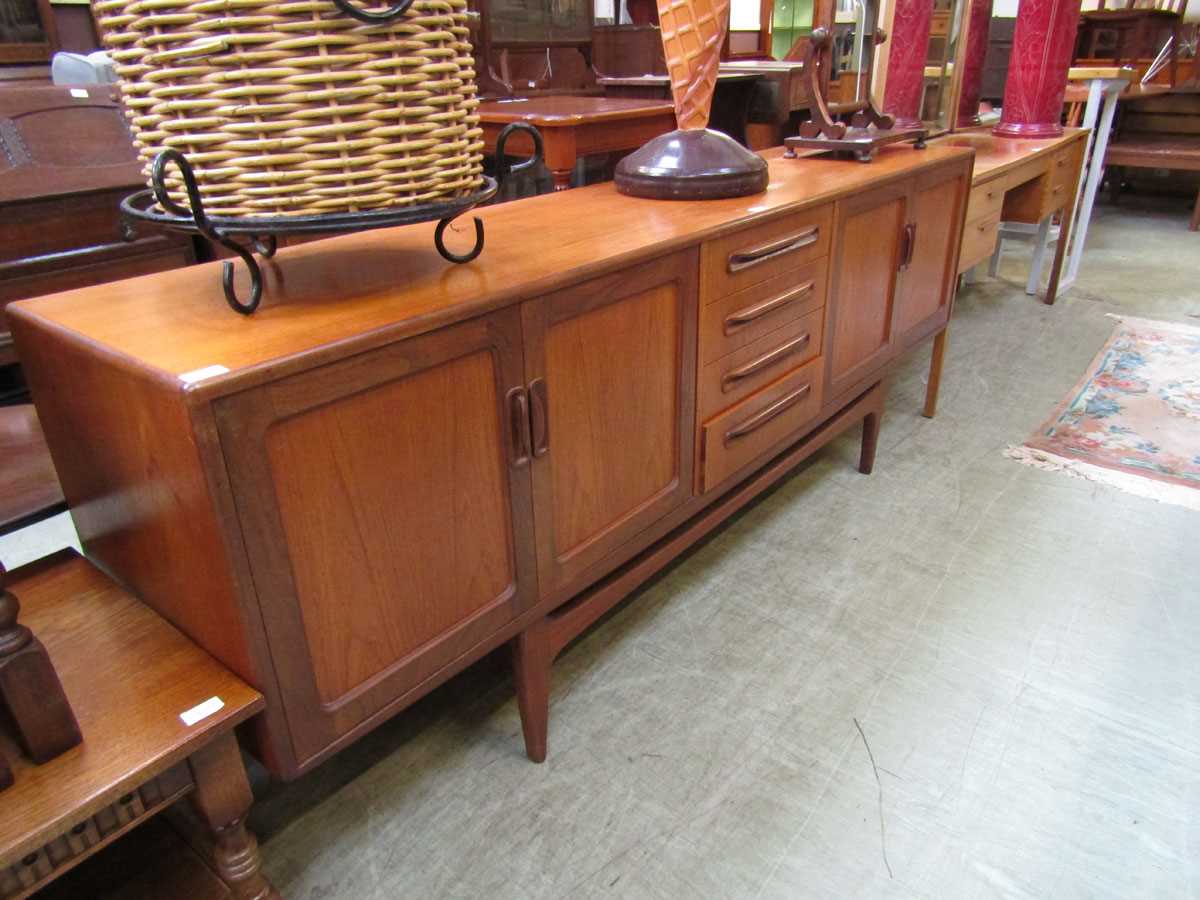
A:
[
  {"left": 933, "top": 127, "right": 1088, "bottom": 185},
  {"left": 10, "top": 144, "right": 973, "bottom": 397}
]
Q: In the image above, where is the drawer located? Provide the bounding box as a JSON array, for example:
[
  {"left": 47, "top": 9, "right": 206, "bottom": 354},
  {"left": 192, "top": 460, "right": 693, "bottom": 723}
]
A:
[
  {"left": 699, "top": 306, "right": 824, "bottom": 420},
  {"left": 958, "top": 211, "right": 1000, "bottom": 273},
  {"left": 699, "top": 357, "right": 824, "bottom": 493},
  {"left": 699, "top": 258, "right": 827, "bottom": 364},
  {"left": 966, "top": 178, "right": 1005, "bottom": 223},
  {"left": 701, "top": 204, "right": 833, "bottom": 300}
]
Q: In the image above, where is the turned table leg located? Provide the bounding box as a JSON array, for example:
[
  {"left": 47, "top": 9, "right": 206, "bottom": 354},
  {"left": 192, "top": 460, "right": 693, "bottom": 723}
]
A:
[
  {"left": 541, "top": 130, "right": 578, "bottom": 192},
  {"left": 511, "top": 624, "right": 554, "bottom": 763},
  {"left": 923, "top": 327, "right": 949, "bottom": 419},
  {"left": 187, "top": 733, "right": 279, "bottom": 900}
]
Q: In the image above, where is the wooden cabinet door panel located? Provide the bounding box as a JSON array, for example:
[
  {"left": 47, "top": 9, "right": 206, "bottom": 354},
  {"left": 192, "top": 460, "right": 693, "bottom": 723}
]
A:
[
  {"left": 215, "top": 309, "right": 536, "bottom": 764},
  {"left": 825, "top": 181, "right": 908, "bottom": 399},
  {"left": 522, "top": 249, "right": 698, "bottom": 595},
  {"left": 894, "top": 163, "right": 968, "bottom": 347}
]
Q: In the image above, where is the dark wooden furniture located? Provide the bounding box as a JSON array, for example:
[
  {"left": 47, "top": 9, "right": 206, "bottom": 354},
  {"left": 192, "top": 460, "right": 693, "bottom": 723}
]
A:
[
  {"left": 980, "top": 15, "right": 1015, "bottom": 102},
  {"left": 1076, "top": 0, "right": 1190, "bottom": 87},
  {"left": 720, "top": 59, "right": 813, "bottom": 148},
  {"left": 0, "top": 561, "right": 81, "bottom": 769},
  {"left": 592, "top": 24, "right": 665, "bottom": 77},
  {"left": 0, "top": 550, "right": 276, "bottom": 900},
  {"left": 0, "top": 0, "right": 58, "bottom": 65},
  {"left": 937, "top": 128, "right": 1089, "bottom": 296},
  {"left": 598, "top": 71, "right": 759, "bottom": 144},
  {"left": 10, "top": 143, "right": 972, "bottom": 778},
  {"left": 0, "top": 85, "right": 196, "bottom": 367},
  {"left": 1106, "top": 87, "right": 1200, "bottom": 230},
  {"left": 477, "top": 95, "right": 678, "bottom": 189},
  {"left": 0, "top": 405, "right": 64, "bottom": 536}
]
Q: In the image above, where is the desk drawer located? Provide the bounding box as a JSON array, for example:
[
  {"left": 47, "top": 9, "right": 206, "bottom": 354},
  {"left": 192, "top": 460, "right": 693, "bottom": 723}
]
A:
[
  {"left": 959, "top": 211, "right": 1001, "bottom": 273},
  {"left": 699, "top": 357, "right": 824, "bottom": 492},
  {"left": 966, "top": 178, "right": 1005, "bottom": 222},
  {"left": 700, "top": 258, "right": 827, "bottom": 364},
  {"left": 702, "top": 204, "right": 833, "bottom": 299},
  {"left": 699, "top": 306, "right": 823, "bottom": 420}
]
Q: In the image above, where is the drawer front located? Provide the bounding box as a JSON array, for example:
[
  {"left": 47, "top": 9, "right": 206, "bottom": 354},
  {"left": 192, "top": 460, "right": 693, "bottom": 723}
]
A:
[
  {"left": 699, "top": 306, "right": 824, "bottom": 420},
  {"left": 702, "top": 204, "right": 833, "bottom": 299},
  {"left": 700, "top": 357, "right": 824, "bottom": 493},
  {"left": 700, "top": 258, "right": 827, "bottom": 364},
  {"left": 966, "top": 178, "right": 1005, "bottom": 223},
  {"left": 958, "top": 211, "right": 1001, "bottom": 273}
]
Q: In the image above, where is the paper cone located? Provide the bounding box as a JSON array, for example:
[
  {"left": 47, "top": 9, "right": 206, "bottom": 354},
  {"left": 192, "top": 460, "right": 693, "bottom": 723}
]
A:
[{"left": 657, "top": 0, "right": 730, "bottom": 130}]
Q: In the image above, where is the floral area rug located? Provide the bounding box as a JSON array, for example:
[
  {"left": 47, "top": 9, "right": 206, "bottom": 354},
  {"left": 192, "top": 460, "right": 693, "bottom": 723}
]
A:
[{"left": 1006, "top": 315, "right": 1200, "bottom": 510}]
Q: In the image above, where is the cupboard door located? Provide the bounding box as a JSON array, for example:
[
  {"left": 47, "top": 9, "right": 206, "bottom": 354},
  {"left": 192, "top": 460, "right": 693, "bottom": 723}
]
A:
[
  {"left": 215, "top": 309, "right": 536, "bottom": 765},
  {"left": 893, "top": 164, "right": 968, "bottom": 347},
  {"left": 521, "top": 249, "right": 698, "bottom": 595},
  {"left": 825, "top": 181, "right": 909, "bottom": 400}
]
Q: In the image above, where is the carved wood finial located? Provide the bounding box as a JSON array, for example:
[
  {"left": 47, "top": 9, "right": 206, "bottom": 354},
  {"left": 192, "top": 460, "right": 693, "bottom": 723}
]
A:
[{"left": 0, "top": 563, "right": 33, "bottom": 658}]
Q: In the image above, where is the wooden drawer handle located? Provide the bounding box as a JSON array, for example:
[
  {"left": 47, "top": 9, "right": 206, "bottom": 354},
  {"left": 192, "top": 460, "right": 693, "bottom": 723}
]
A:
[
  {"left": 724, "top": 280, "right": 815, "bottom": 333},
  {"left": 727, "top": 226, "right": 820, "bottom": 273},
  {"left": 724, "top": 383, "right": 811, "bottom": 443},
  {"left": 506, "top": 386, "right": 531, "bottom": 467},
  {"left": 529, "top": 377, "right": 549, "bottom": 457},
  {"left": 721, "top": 333, "right": 811, "bottom": 392}
]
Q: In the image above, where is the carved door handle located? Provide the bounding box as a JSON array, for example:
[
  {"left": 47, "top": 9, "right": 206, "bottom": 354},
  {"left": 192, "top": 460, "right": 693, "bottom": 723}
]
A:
[
  {"left": 506, "top": 386, "right": 531, "bottom": 467},
  {"left": 727, "top": 227, "right": 820, "bottom": 273},
  {"left": 528, "top": 377, "right": 549, "bottom": 457},
  {"left": 724, "top": 383, "right": 811, "bottom": 443},
  {"left": 724, "top": 281, "right": 815, "bottom": 333},
  {"left": 721, "top": 333, "right": 811, "bottom": 392}
]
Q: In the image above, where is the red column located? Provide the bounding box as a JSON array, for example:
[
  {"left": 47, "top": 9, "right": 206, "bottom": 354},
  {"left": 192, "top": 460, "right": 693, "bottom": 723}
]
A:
[
  {"left": 993, "top": 0, "right": 1083, "bottom": 138},
  {"left": 956, "top": 0, "right": 993, "bottom": 127},
  {"left": 883, "top": 0, "right": 935, "bottom": 129}
]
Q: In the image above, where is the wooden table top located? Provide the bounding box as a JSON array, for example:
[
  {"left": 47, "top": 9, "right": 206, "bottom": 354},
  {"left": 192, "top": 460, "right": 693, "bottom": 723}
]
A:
[
  {"left": 719, "top": 60, "right": 806, "bottom": 72},
  {"left": 932, "top": 127, "right": 1088, "bottom": 185},
  {"left": 475, "top": 95, "right": 676, "bottom": 126},
  {"left": 9, "top": 143, "right": 974, "bottom": 399},
  {"left": 598, "top": 72, "right": 759, "bottom": 87},
  {"left": 0, "top": 551, "right": 263, "bottom": 864}
]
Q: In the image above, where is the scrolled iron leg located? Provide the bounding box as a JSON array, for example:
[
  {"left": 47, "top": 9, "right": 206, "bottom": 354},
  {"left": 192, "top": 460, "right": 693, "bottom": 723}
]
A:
[
  {"left": 434, "top": 215, "right": 485, "bottom": 264},
  {"left": 215, "top": 235, "right": 264, "bottom": 315},
  {"left": 252, "top": 235, "right": 277, "bottom": 258}
]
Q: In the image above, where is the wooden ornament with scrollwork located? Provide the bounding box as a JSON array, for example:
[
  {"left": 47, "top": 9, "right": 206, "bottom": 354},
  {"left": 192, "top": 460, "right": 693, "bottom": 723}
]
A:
[{"left": 785, "top": 26, "right": 927, "bottom": 162}]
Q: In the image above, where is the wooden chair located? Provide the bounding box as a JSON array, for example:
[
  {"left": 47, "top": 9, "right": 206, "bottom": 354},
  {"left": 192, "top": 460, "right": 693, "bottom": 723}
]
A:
[
  {"left": 1077, "top": 0, "right": 1190, "bottom": 86},
  {"left": 0, "top": 404, "right": 65, "bottom": 536}
]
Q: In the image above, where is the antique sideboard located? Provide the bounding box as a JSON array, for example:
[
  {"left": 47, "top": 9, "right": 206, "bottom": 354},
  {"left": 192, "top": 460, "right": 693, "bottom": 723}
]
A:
[{"left": 10, "top": 144, "right": 972, "bottom": 778}]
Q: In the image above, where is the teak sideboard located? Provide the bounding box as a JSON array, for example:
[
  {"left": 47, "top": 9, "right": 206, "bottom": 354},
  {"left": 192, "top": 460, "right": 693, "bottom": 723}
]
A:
[{"left": 10, "top": 145, "right": 972, "bottom": 778}]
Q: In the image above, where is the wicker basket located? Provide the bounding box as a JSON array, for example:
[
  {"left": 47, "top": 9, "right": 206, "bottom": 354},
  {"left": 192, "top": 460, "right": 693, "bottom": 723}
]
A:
[{"left": 92, "top": 0, "right": 484, "bottom": 216}]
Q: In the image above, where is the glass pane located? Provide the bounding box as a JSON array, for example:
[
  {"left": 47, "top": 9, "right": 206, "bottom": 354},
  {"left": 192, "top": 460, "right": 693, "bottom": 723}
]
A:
[
  {"left": 771, "top": 0, "right": 814, "bottom": 58},
  {"left": 0, "top": 0, "right": 48, "bottom": 45}
]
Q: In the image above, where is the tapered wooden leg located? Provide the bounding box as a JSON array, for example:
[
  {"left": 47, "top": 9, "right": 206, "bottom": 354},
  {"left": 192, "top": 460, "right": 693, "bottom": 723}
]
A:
[
  {"left": 859, "top": 410, "right": 881, "bottom": 475},
  {"left": 1044, "top": 201, "right": 1075, "bottom": 305},
  {"left": 0, "top": 565, "right": 82, "bottom": 763},
  {"left": 188, "top": 734, "right": 279, "bottom": 900},
  {"left": 511, "top": 624, "right": 553, "bottom": 763},
  {"left": 1190, "top": 188, "right": 1200, "bottom": 232},
  {"left": 923, "top": 328, "right": 949, "bottom": 419},
  {"left": 0, "top": 747, "right": 12, "bottom": 791}
]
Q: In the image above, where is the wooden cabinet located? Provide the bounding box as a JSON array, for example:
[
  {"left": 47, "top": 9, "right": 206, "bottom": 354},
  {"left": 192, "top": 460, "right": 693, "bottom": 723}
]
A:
[
  {"left": 826, "top": 165, "right": 966, "bottom": 401},
  {"left": 11, "top": 144, "right": 972, "bottom": 778},
  {"left": 826, "top": 182, "right": 909, "bottom": 400},
  {"left": 214, "top": 310, "right": 538, "bottom": 762},
  {"left": 521, "top": 251, "right": 697, "bottom": 595}
]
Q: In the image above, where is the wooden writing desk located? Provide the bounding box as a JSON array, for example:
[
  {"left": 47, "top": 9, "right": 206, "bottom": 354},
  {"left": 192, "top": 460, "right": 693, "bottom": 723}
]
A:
[
  {"left": 0, "top": 551, "right": 276, "bottom": 900},
  {"left": 476, "top": 95, "right": 677, "bottom": 190},
  {"left": 935, "top": 127, "right": 1088, "bottom": 304}
]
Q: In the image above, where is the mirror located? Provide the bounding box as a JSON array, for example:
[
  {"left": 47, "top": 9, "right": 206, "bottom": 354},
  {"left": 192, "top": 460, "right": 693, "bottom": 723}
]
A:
[
  {"left": 918, "top": 0, "right": 960, "bottom": 131},
  {"left": 828, "top": 0, "right": 881, "bottom": 108}
]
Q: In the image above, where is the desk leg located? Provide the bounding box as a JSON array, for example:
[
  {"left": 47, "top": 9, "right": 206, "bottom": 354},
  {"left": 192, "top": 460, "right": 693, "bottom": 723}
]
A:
[
  {"left": 1044, "top": 200, "right": 1075, "bottom": 305},
  {"left": 1191, "top": 188, "right": 1200, "bottom": 232},
  {"left": 512, "top": 624, "right": 553, "bottom": 763},
  {"left": 923, "top": 327, "right": 949, "bottom": 419},
  {"left": 188, "top": 734, "right": 279, "bottom": 900},
  {"left": 543, "top": 131, "right": 578, "bottom": 191},
  {"left": 1026, "top": 215, "right": 1053, "bottom": 296}
]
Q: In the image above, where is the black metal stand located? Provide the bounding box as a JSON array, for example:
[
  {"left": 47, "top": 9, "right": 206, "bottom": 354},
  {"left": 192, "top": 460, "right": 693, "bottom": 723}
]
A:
[{"left": 121, "top": 123, "right": 544, "bottom": 314}]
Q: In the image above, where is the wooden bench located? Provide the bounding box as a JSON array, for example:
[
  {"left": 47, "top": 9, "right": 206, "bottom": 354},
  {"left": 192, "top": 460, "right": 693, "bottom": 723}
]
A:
[{"left": 1106, "top": 88, "right": 1200, "bottom": 230}]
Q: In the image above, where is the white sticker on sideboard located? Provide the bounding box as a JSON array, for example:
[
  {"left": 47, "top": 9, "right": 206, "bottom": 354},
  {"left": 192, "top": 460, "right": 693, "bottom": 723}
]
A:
[
  {"left": 179, "top": 364, "right": 230, "bottom": 385},
  {"left": 70, "top": 88, "right": 89, "bottom": 99},
  {"left": 180, "top": 696, "right": 225, "bottom": 726}
]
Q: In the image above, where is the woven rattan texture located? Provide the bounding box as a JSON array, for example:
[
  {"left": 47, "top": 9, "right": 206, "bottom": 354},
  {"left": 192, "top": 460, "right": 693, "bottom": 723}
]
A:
[{"left": 92, "top": 0, "right": 484, "bottom": 216}]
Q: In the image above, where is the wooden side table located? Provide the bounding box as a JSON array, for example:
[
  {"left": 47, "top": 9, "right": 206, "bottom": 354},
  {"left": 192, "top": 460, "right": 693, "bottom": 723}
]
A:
[
  {"left": 0, "top": 550, "right": 277, "bottom": 900},
  {"left": 476, "top": 95, "right": 677, "bottom": 190}
]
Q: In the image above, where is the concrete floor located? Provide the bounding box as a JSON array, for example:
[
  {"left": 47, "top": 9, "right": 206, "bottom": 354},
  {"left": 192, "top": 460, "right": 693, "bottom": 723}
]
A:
[{"left": 4, "top": 197, "right": 1198, "bottom": 899}]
